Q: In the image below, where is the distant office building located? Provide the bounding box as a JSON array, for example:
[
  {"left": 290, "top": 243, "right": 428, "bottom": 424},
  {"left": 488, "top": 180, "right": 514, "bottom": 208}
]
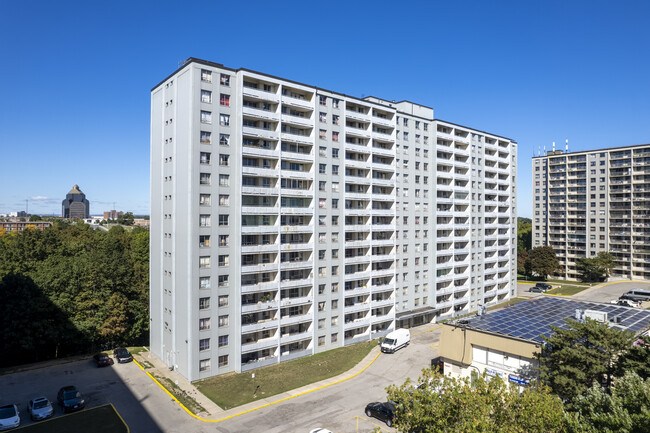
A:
[
  {"left": 150, "top": 58, "right": 517, "bottom": 380},
  {"left": 8, "top": 211, "right": 27, "bottom": 218},
  {"left": 62, "top": 184, "right": 90, "bottom": 219},
  {"left": 104, "top": 210, "right": 124, "bottom": 220},
  {"left": 0, "top": 221, "right": 53, "bottom": 232},
  {"left": 532, "top": 144, "right": 650, "bottom": 280}
]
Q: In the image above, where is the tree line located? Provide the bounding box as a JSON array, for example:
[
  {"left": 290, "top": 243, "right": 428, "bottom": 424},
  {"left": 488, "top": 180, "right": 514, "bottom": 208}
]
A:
[{"left": 0, "top": 221, "right": 149, "bottom": 367}]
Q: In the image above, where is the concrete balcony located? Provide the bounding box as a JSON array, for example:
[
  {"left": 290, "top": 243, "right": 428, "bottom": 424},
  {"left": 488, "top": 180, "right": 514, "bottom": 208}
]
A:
[
  {"left": 344, "top": 302, "right": 371, "bottom": 314},
  {"left": 371, "top": 209, "right": 395, "bottom": 216},
  {"left": 280, "top": 169, "right": 312, "bottom": 180},
  {"left": 344, "top": 270, "right": 373, "bottom": 281},
  {"left": 242, "top": 300, "right": 279, "bottom": 314},
  {"left": 279, "top": 207, "right": 313, "bottom": 216},
  {"left": 242, "top": 186, "right": 280, "bottom": 196},
  {"left": 280, "top": 277, "right": 314, "bottom": 289},
  {"left": 371, "top": 146, "right": 394, "bottom": 157},
  {"left": 280, "top": 296, "right": 312, "bottom": 308},
  {"left": 344, "top": 317, "right": 371, "bottom": 330},
  {"left": 243, "top": 106, "right": 280, "bottom": 122},
  {"left": 344, "top": 255, "right": 372, "bottom": 265},
  {"left": 242, "top": 243, "right": 278, "bottom": 254},
  {"left": 281, "top": 113, "right": 313, "bottom": 128},
  {"left": 372, "top": 130, "right": 393, "bottom": 141},
  {"left": 243, "top": 126, "right": 280, "bottom": 141},
  {"left": 280, "top": 188, "right": 313, "bottom": 197},
  {"left": 282, "top": 94, "right": 314, "bottom": 110},
  {"left": 279, "top": 313, "right": 313, "bottom": 326},
  {"left": 344, "top": 224, "right": 372, "bottom": 232},
  {"left": 281, "top": 132, "right": 314, "bottom": 146},
  {"left": 241, "top": 225, "right": 279, "bottom": 235},
  {"left": 240, "top": 337, "right": 279, "bottom": 354},
  {"left": 280, "top": 260, "right": 313, "bottom": 271},
  {"left": 345, "top": 285, "right": 371, "bottom": 297},
  {"left": 346, "top": 126, "right": 372, "bottom": 139},
  {"left": 345, "top": 158, "right": 372, "bottom": 170},
  {"left": 372, "top": 116, "right": 393, "bottom": 128},
  {"left": 372, "top": 238, "right": 395, "bottom": 247},
  {"left": 345, "top": 110, "right": 371, "bottom": 123},
  {"left": 279, "top": 242, "right": 313, "bottom": 252},
  {"left": 279, "top": 331, "right": 312, "bottom": 346},
  {"left": 241, "top": 262, "right": 278, "bottom": 274},
  {"left": 241, "top": 318, "right": 279, "bottom": 334},
  {"left": 280, "top": 224, "right": 313, "bottom": 234},
  {"left": 242, "top": 146, "right": 280, "bottom": 159},
  {"left": 281, "top": 151, "right": 314, "bottom": 163},
  {"left": 242, "top": 87, "right": 280, "bottom": 103},
  {"left": 242, "top": 205, "right": 279, "bottom": 215}
]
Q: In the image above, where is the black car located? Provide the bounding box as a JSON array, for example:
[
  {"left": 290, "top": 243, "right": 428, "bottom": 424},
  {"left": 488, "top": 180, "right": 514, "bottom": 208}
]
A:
[
  {"left": 57, "top": 386, "right": 85, "bottom": 413},
  {"left": 530, "top": 283, "right": 552, "bottom": 293},
  {"left": 365, "top": 401, "right": 396, "bottom": 427},
  {"left": 93, "top": 353, "right": 114, "bottom": 367},
  {"left": 113, "top": 347, "right": 133, "bottom": 363}
]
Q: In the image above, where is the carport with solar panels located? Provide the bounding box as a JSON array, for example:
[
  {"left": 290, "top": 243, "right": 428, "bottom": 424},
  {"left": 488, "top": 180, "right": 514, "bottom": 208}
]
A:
[{"left": 466, "top": 296, "right": 650, "bottom": 342}]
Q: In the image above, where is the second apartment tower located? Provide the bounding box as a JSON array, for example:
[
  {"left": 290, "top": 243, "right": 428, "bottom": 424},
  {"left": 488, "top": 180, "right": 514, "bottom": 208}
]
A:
[{"left": 150, "top": 58, "right": 517, "bottom": 380}]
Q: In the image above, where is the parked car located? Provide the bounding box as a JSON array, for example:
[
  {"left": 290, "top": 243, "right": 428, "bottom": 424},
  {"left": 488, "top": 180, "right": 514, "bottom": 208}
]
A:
[
  {"left": 380, "top": 329, "right": 410, "bottom": 353},
  {"left": 27, "top": 397, "right": 53, "bottom": 421},
  {"left": 57, "top": 386, "right": 85, "bottom": 413},
  {"left": 611, "top": 299, "right": 641, "bottom": 308},
  {"left": 621, "top": 289, "right": 650, "bottom": 302},
  {"left": 0, "top": 404, "right": 20, "bottom": 431},
  {"left": 309, "top": 429, "right": 333, "bottom": 433},
  {"left": 530, "top": 283, "right": 551, "bottom": 293},
  {"left": 93, "top": 353, "right": 114, "bottom": 367},
  {"left": 365, "top": 401, "right": 397, "bottom": 427},
  {"left": 113, "top": 347, "right": 133, "bottom": 363}
]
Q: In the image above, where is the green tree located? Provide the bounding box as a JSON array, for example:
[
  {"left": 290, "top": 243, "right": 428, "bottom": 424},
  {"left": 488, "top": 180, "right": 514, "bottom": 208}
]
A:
[
  {"left": 29, "top": 214, "right": 42, "bottom": 222},
  {"left": 385, "top": 368, "right": 568, "bottom": 433},
  {"left": 567, "top": 372, "right": 650, "bottom": 433},
  {"left": 527, "top": 245, "right": 559, "bottom": 280},
  {"left": 575, "top": 252, "right": 616, "bottom": 282},
  {"left": 538, "top": 318, "right": 635, "bottom": 404},
  {"left": 117, "top": 212, "right": 135, "bottom": 226},
  {"left": 518, "top": 248, "right": 529, "bottom": 276},
  {"left": 517, "top": 217, "right": 532, "bottom": 251}
]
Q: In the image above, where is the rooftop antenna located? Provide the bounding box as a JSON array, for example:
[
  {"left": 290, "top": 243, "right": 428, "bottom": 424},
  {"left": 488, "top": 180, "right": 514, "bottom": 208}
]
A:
[
  {"left": 538, "top": 146, "right": 541, "bottom": 156},
  {"left": 552, "top": 141, "right": 556, "bottom": 152},
  {"left": 25, "top": 199, "right": 28, "bottom": 214},
  {"left": 543, "top": 144, "right": 546, "bottom": 155},
  {"left": 565, "top": 139, "right": 569, "bottom": 153}
]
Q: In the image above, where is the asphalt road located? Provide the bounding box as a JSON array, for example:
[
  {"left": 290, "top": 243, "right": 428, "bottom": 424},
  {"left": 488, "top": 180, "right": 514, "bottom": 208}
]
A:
[
  {"left": 518, "top": 280, "right": 650, "bottom": 304},
  {"left": 0, "top": 328, "right": 441, "bottom": 433}
]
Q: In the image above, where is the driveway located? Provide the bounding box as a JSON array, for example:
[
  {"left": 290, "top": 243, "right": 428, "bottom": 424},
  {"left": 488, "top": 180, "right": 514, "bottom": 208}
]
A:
[{"left": 573, "top": 280, "right": 650, "bottom": 303}]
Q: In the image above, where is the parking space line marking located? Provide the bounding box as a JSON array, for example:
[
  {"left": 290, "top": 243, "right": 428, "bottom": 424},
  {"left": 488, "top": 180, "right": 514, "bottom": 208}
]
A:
[
  {"left": 134, "top": 350, "right": 382, "bottom": 423},
  {"left": 543, "top": 293, "right": 570, "bottom": 297},
  {"left": 518, "top": 282, "right": 535, "bottom": 285}
]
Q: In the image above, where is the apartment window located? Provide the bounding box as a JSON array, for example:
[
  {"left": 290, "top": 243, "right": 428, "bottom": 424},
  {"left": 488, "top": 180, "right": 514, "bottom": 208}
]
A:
[
  {"left": 332, "top": 132, "right": 339, "bottom": 142},
  {"left": 332, "top": 114, "right": 339, "bottom": 125},
  {"left": 201, "top": 90, "right": 212, "bottom": 103},
  {"left": 332, "top": 98, "right": 340, "bottom": 108},
  {"left": 220, "top": 74, "right": 230, "bottom": 86},
  {"left": 219, "top": 194, "right": 230, "bottom": 206},
  {"left": 218, "top": 255, "right": 229, "bottom": 267},
  {"left": 220, "top": 94, "right": 230, "bottom": 106},
  {"left": 218, "top": 355, "right": 228, "bottom": 367},
  {"left": 200, "top": 194, "right": 211, "bottom": 206},
  {"left": 219, "top": 154, "right": 230, "bottom": 166},
  {"left": 318, "top": 302, "right": 326, "bottom": 312},
  {"left": 199, "top": 277, "right": 210, "bottom": 289},
  {"left": 199, "top": 214, "right": 211, "bottom": 227},
  {"left": 319, "top": 181, "right": 326, "bottom": 191},
  {"left": 332, "top": 182, "right": 339, "bottom": 192},
  {"left": 199, "top": 235, "right": 210, "bottom": 248},
  {"left": 199, "top": 338, "right": 210, "bottom": 351},
  {"left": 331, "top": 333, "right": 338, "bottom": 343},
  {"left": 318, "top": 336, "right": 325, "bottom": 346},
  {"left": 319, "top": 198, "right": 327, "bottom": 208},
  {"left": 332, "top": 199, "right": 338, "bottom": 209},
  {"left": 200, "top": 131, "right": 211, "bottom": 144},
  {"left": 218, "top": 335, "right": 228, "bottom": 347},
  {"left": 319, "top": 112, "right": 327, "bottom": 123},
  {"left": 319, "top": 146, "right": 327, "bottom": 157},
  {"left": 199, "top": 359, "right": 211, "bottom": 372},
  {"left": 219, "top": 215, "right": 229, "bottom": 226},
  {"left": 332, "top": 266, "right": 339, "bottom": 276},
  {"left": 332, "top": 165, "right": 339, "bottom": 175},
  {"left": 199, "top": 318, "right": 211, "bottom": 331},
  {"left": 199, "top": 256, "right": 211, "bottom": 269},
  {"left": 219, "top": 295, "right": 228, "bottom": 307},
  {"left": 219, "top": 174, "right": 230, "bottom": 186},
  {"left": 319, "top": 267, "right": 326, "bottom": 277},
  {"left": 219, "top": 134, "right": 230, "bottom": 146},
  {"left": 319, "top": 95, "right": 327, "bottom": 106},
  {"left": 220, "top": 114, "right": 230, "bottom": 126},
  {"left": 319, "top": 318, "right": 326, "bottom": 329},
  {"left": 218, "top": 275, "right": 229, "bottom": 287},
  {"left": 218, "top": 315, "right": 229, "bottom": 327},
  {"left": 200, "top": 152, "right": 211, "bottom": 165},
  {"left": 201, "top": 69, "right": 212, "bottom": 82},
  {"left": 200, "top": 111, "right": 212, "bottom": 124},
  {"left": 332, "top": 148, "right": 339, "bottom": 158},
  {"left": 319, "top": 163, "right": 327, "bottom": 174}
]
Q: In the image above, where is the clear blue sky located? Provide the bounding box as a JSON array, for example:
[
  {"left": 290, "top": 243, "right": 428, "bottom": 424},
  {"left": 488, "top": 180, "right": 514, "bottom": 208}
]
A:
[{"left": 1, "top": 0, "right": 649, "bottom": 217}]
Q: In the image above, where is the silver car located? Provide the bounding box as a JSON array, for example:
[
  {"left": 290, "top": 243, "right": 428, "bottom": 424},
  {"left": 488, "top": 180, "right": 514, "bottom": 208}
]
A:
[
  {"left": 28, "top": 397, "right": 53, "bottom": 421},
  {"left": 0, "top": 404, "right": 20, "bottom": 431}
]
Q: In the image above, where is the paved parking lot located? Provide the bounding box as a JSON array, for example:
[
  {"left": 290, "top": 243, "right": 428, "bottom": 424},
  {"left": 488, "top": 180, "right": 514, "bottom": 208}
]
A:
[
  {"left": 518, "top": 280, "right": 650, "bottom": 304},
  {"left": 0, "top": 327, "right": 441, "bottom": 433}
]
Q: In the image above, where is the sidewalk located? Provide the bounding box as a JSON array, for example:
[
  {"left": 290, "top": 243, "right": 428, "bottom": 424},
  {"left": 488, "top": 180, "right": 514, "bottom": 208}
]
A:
[{"left": 135, "top": 344, "right": 382, "bottom": 421}]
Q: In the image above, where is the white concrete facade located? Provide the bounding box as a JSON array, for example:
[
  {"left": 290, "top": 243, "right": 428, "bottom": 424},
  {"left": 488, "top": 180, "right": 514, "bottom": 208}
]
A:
[{"left": 150, "top": 58, "right": 517, "bottom": 381}]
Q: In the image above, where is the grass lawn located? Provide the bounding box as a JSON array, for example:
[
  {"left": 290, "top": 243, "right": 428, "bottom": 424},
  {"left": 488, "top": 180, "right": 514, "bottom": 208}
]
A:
[
  {"left": 152, "top": 374, "right": 207, "bottom": 414},
  {"left": 196, "top": 340, "right": 377, "bottom": 410},
  {"left": 547, "top": 285, "right": 592, "bottom": 296},
  {"left": 16, "top": 404, "right": 128, "bottom": 433}
]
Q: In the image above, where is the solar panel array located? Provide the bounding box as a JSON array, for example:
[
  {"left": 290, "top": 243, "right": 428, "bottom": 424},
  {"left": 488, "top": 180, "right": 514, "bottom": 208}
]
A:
[{"left": 465, "top": 296, "right": 650, "bottom": 343}]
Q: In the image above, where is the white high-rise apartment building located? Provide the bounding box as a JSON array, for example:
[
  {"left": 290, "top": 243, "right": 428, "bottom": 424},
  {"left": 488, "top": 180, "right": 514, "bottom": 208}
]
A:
[
  {"left": 151, "top": 58, "right": 517, "bottom": 380},
  {"left": 532, "top": 144, "right": 650, "bottom": 280}
]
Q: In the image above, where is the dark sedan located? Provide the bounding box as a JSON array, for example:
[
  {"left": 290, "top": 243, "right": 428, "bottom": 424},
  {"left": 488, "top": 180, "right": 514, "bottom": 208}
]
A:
[
  {"left": 93, "top": 353, "right": 114, "bottom": 367},
  {"left": 365, "top": 401, "right": 396, "bottom": 427},
  {"left": 113, "top": 347, "right": 133, "bottom": 363},
  {"left": 57, "top": 386, "right": 85, "bottom": 413}
]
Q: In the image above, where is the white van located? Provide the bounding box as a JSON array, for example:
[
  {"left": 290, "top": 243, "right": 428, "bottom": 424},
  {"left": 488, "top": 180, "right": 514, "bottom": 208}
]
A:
[{"left": 380, "top": 329, "right": 410, "bottom": 353}]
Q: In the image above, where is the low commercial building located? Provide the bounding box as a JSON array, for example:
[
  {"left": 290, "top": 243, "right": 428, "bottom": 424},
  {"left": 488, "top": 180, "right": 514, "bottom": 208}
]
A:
[
  {"left": 0, "top": 220, "right": 53, "bottom": 232},
  {"left": 438, "top": 296, "right": 650, "bottom": 388}
]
